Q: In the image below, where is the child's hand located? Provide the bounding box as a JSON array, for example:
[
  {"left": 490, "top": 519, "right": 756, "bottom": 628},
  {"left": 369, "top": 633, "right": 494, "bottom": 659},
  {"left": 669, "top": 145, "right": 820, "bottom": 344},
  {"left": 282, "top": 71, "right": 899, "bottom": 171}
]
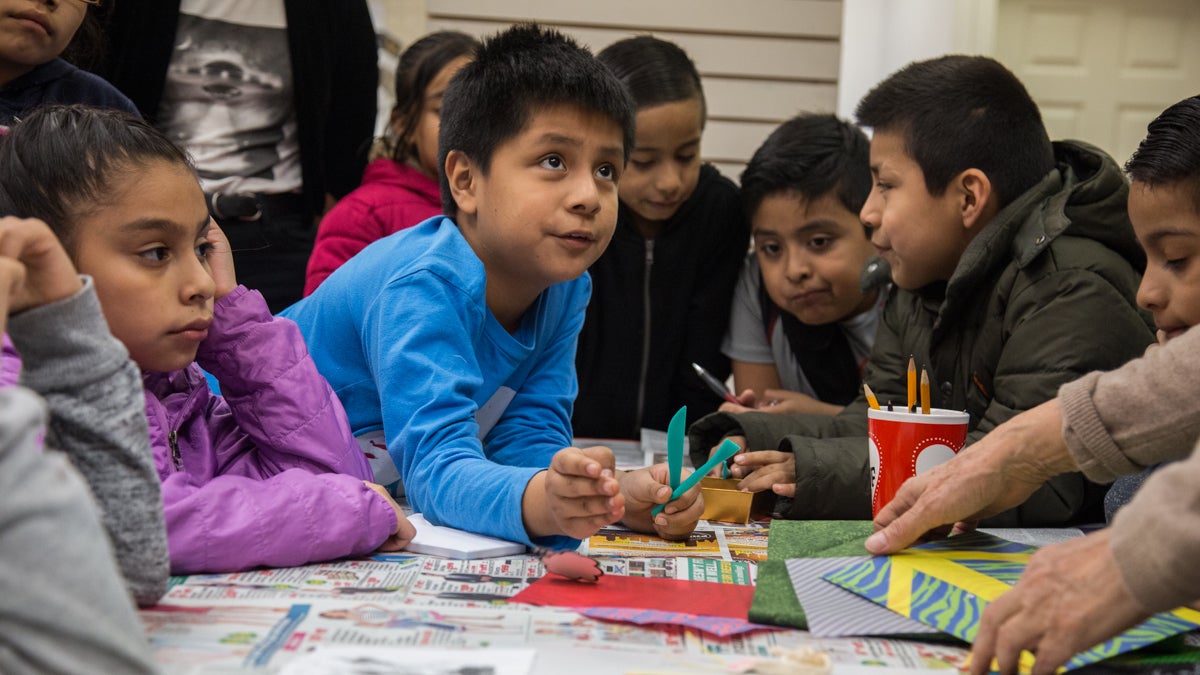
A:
[
  {"left": 754, "top": 389, "right": 843, "bottom": 415},
  {"left": 707, "top": 434, "right": 747, "bottom": 476},
  {"left": 204, "top": 220, "right": 238, "bottom": 299},
  {"left": 718, "top": 388, "right": 758, "bottom": 414},
  {"left": 617, "top": 464, "right": 704, "bottom": 540},
  {"left": 541, "top": 446, "right": 624, "bottom": 539},
  {"left": 364, "top": 481, "right": 417, "bottom": 552},
  {"left": 732, "top": 450, "right": 796, "bottom": 497},
  {"left": 0, "top": 216, "right": 82, "bottom": 315}
]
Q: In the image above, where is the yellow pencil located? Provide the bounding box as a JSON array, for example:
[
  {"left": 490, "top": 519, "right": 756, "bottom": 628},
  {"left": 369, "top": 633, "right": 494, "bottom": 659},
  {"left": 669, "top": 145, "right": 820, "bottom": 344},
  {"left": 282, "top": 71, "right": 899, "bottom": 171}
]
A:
[
  {"left": 920, "top": 368, "right": 931, "bottom": 414},
  {"left": 863, "top": 382, "right": 880, "bottom": 410},
  {"left": 906, "top": 356, "right": 916, "bottom": 411}
]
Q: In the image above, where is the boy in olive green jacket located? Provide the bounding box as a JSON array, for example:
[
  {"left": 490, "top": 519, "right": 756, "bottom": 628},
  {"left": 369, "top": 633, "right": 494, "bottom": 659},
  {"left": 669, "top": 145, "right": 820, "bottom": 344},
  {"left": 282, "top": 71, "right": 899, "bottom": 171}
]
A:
[{"left": 690, "top": 55, "right": 1153, "bottom": 524}]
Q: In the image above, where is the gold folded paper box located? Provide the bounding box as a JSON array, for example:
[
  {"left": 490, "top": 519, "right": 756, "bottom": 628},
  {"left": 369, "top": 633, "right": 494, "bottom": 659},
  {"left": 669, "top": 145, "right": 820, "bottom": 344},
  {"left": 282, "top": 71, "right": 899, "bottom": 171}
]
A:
[{"left": 699, "top": 477, "right": 772, "bottom": 523}]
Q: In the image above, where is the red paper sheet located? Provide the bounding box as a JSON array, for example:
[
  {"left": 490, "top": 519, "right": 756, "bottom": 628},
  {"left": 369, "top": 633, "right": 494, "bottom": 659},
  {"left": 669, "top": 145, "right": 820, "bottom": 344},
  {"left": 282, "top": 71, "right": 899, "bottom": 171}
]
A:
[{"left": 510, "top": 574, "right": 753, "bottom": 619}]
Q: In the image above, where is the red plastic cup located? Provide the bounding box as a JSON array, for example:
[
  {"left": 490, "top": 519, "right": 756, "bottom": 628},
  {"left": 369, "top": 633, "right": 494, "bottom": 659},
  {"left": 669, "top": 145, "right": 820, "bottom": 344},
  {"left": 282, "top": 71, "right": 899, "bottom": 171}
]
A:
[{"left": 868, "top": 408, "right": 969, "bottom": 517}]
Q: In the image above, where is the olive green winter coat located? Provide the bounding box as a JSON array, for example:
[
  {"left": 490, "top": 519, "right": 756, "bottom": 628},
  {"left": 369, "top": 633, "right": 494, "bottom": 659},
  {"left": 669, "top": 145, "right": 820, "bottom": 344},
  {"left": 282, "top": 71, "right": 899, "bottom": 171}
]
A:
[{"left": 690, "top": 140, "right": 1154, "bottom": 525}]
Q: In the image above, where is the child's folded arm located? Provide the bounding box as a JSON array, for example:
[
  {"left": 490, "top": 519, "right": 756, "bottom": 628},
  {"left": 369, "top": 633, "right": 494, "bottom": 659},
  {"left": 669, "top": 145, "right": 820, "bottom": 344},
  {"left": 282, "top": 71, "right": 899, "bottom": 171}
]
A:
[
  {"left": 8, "top": 278, "right": 169, "bottom": 606},
  {"left": 161, "top": 468, "right": 397, "bottom": 574},
  {"left": 193, "top": 285, "right": 369, "bottom": 480}
]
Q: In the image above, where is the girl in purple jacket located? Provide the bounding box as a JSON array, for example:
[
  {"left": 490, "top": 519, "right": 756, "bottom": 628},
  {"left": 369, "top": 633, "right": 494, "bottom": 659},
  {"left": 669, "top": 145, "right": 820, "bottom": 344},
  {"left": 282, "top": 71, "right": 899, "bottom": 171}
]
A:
[{"left": 0, "top": 105, "right": 415, "bottom": 574}]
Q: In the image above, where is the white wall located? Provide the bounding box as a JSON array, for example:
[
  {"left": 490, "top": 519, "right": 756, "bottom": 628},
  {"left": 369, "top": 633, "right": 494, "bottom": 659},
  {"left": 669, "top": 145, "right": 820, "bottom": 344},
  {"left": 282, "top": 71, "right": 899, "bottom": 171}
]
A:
[{"left": 836, "top": 0, "right": 996, "bottom": 120}]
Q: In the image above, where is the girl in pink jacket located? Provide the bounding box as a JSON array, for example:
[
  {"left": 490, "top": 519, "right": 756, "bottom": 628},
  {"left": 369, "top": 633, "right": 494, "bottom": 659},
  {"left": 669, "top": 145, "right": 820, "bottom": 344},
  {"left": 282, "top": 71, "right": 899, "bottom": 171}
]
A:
[
  {"left": 0, "top": 105, "right": 415, "bottom": 574},
  {"left": 304, "top": 32, "right": 478, "bottom": 296}
]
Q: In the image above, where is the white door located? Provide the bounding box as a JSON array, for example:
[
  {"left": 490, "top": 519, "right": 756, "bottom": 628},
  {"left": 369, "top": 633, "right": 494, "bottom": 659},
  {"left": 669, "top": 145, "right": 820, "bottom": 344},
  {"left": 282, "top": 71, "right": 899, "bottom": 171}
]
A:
[{"left": 996, "top": 0, "right": 1199, "bottom": 166}]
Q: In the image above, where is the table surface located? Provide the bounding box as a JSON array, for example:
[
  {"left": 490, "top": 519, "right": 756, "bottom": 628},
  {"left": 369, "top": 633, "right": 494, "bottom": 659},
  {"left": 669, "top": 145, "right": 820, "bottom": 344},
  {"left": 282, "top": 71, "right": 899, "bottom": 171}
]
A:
[{"left": 141, "top": 517, "right": 976, "bottom": 674}]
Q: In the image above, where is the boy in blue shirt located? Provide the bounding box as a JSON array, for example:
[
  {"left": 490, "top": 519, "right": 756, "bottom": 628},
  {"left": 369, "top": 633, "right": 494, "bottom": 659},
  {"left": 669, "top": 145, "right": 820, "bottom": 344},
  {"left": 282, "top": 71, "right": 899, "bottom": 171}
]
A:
[{"left": 283, "top": 24, "right": 703, "bottom": 547}]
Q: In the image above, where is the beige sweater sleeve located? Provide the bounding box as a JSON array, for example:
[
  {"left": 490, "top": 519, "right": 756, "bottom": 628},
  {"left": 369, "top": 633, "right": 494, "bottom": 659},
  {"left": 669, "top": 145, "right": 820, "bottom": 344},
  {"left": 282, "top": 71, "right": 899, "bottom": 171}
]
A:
[
  {"left": 1058, "top": 326, "right": 1200, "bottom": 611},
  {"left": 1059, "top": 326, "right": 1200, "bottom": 483},
  {"left": 1108, "top": 443, "right": 1200, "bottom": 612}
]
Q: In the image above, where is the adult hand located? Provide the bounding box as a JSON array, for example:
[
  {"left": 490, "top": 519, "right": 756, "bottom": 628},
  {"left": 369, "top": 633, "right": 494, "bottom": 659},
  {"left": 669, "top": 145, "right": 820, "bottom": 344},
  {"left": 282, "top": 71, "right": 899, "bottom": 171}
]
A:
[
  {"left": 204, "top": 220, "right": 238, "bottom": 299},
  {"left": 0, "top": 216, "right": 82, "bottom": 314},
  {"left": 539, "top": 446, "right": 623, "bottom": 539},
  {"left": 866, "top": 400, "right": 1077, "bottom": 555},
  {"left": 731, "top": 450, "right": 796, "bottom": 497},
  {"left": 970, "top": 529, "right": 1150, "bottom": 675},
  {"left": 364, "top": 481, "right": 417, "bottom": 552},
  {"left": 617, "top": 463, "right": 704, "bottom": 540}
]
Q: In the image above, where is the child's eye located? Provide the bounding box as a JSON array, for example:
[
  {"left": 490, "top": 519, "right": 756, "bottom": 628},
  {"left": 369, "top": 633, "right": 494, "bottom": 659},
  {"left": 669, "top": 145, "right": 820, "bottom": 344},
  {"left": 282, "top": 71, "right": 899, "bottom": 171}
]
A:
[
  {"left": 757, "top": 242, "right": 782, "bottom": 258},
  {"left": 874, "top": 180, "right": 893, "bottom": 193},
  {"left": 595, "top": 164, "right": 617, "bottom": 182},
  {"left": 138, "top": 247, "right": 170, "bottom": 263},
  {"left": 196, "top": 241, "right": 215, "bottom": 259},
  {"left": 629, "top": 158, "right": 654, "bottom": 170},
  {"left": 808, "top": 236, "right": 833, "bottom": 251},
  {"left": 676, "top": 154, "right": 697, "bottom": 164},
  {"left": 539, "top": 155, "right": 565, "bottom": 171},
  {"left": 1165, "top": 257, "right": 1189, "bottom": 272}
]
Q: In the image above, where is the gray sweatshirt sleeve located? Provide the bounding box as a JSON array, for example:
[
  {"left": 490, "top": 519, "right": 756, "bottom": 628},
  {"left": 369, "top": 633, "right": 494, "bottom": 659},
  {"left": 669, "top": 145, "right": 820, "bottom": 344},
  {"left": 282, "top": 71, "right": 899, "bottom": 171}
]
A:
[
  {"left": 7, "top": 277, "right": 169, "bottom": 606},
  {"left": 0, "top": 387, "right": 157, "bottom": 675}
]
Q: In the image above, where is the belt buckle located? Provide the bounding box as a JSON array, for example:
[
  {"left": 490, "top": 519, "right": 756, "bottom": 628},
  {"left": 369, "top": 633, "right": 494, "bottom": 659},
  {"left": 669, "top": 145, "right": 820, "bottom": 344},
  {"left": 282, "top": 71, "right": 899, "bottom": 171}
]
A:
[{"left": 210, "top": 191, "right": 262, "bottom": 222}]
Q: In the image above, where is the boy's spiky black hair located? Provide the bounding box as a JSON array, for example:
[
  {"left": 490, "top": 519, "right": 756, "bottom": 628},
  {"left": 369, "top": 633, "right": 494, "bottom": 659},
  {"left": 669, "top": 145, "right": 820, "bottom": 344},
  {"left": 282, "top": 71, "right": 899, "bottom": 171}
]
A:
[
  {"left": 0, "top": 105, "right": 194, "bottom": 252},
  {"left": 740, "top": 113, "right": 871, "bottom": 226},
  {"left": 1126, "top": 95, "right": 1200, "bottom": 210},
  {"left": 437, "top": 24, "right": 635, "bottom": 217},
  {"left": 856, "top": 55, "right": 1055, "bottom": 208}
]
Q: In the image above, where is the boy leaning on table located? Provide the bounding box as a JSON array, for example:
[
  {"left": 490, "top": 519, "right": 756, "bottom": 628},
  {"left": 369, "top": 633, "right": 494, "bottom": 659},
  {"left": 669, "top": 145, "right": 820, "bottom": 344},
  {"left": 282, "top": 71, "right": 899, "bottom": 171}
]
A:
[
  {"left": 283, "top": 24, "right": 704, "bottom": 548},
  {"left": 689, "top": 54, "right": 1153, "bottom": 525}
]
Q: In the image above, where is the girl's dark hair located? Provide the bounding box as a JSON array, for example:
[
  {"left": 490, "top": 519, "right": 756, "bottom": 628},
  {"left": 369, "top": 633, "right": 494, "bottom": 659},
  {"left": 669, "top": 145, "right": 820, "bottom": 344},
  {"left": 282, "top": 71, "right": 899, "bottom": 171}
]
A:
[
  {"left": 0, "top": 105, "right": 194, "bottom": 251},
  {"left": 60, "top": 3, "right": 107, "bottom": 72},
  {"left": 596, "top": 36, "right": 705, "bottom": 119},
  {"left": 385, "top": 31, "right": 479, "bottom": 164}
]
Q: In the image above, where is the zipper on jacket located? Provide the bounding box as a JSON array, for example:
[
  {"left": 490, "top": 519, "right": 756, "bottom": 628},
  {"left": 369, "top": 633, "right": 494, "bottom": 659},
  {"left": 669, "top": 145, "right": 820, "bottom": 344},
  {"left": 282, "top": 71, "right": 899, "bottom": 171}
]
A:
[
  {"left": 634, "top": 239, "right": 654, "bottom": 435},
  {"left": 168, "top": 429, "right": 181, "bottom": 470}
]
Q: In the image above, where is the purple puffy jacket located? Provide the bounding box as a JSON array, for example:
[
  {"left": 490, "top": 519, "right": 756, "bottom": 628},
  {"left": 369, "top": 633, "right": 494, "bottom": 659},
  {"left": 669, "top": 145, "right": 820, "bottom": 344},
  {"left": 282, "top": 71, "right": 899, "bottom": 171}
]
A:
[{"left": 143, "top": 286, "right": 397, "bottom": 574}]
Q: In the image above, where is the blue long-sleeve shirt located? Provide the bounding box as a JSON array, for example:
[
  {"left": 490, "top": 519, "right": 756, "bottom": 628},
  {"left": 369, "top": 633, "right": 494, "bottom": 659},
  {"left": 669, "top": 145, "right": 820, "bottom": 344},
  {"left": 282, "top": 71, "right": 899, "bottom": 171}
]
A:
[{"left": 282, "top": 216, "right": 588, "bottom": 546}]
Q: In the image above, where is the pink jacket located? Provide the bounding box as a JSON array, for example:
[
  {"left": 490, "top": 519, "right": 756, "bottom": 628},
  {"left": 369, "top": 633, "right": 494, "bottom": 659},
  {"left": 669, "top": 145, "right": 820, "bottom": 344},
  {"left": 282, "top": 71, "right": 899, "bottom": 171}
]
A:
[
  {"left": 145, "top": 286, "right": 397, "bottom": 574},
  {"left": 304, "top": 158, "right": 441, "bottom": 296}
]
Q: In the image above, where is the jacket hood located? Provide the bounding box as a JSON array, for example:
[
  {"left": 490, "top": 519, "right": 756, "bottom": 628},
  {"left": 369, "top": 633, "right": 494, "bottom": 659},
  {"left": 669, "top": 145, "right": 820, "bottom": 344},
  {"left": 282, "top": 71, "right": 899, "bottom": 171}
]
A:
[{"left": 946, "top": 140, "right": 1141, "bottom": 302}]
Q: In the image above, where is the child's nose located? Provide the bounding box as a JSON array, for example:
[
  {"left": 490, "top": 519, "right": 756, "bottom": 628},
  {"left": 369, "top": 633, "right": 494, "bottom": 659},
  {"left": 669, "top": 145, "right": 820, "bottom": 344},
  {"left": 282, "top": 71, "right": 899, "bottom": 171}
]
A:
[
  {"left": 655, "top": 166, "right": 684, "bottom": 195},
  {"left": 181, "top": 257, "right": 216, "bottom": 303},
  {"left": 568, "top": 174, "right": 602, "bottom": 215},
  {"left": 860, "top": 192, "right": 881, "bottom": 229},
  {"left": 786, "top": 253, "right": 813, "bottom": 281},
  {"left": 1136, "top": 269, "right": 1166, "bottom": 311}
]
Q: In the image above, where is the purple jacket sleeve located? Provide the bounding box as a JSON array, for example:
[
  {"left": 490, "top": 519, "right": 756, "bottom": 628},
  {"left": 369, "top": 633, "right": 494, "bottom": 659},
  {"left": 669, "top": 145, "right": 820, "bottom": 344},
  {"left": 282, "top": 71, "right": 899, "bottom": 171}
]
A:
[
  {"left": 161, "top": 286, "right": 395, "bottom": 573},
  {"left": 195, "top": 286, "right": 373, "bottom": 479},
  {"left": 162, "top": 469, "right": 397, "bottom": 574},
  {"left": 1, "top": 333, "right": 20, "bottom": 387}
]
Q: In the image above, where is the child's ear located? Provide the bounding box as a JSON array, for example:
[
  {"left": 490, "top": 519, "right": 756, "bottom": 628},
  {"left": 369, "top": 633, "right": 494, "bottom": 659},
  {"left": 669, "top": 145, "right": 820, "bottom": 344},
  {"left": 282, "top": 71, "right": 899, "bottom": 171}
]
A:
[
  {"left": 957, "top": 169, "right": 994, "bottom": 231},
  {"left": 445, "top": 150, "right": 478, "bottom": 216}
]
